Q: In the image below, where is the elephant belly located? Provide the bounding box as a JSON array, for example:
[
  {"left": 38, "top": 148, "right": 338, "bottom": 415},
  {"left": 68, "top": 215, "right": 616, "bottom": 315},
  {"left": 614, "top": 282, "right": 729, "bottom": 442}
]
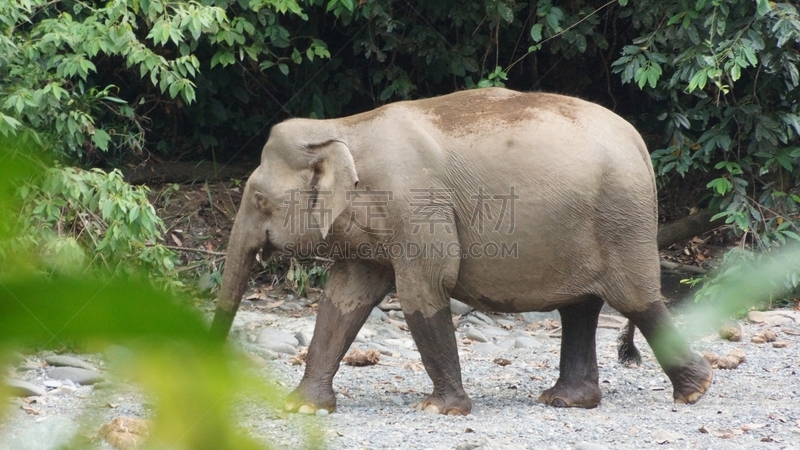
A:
[{"left": 449, "top": 247, "right": 603, "bottom": 313}]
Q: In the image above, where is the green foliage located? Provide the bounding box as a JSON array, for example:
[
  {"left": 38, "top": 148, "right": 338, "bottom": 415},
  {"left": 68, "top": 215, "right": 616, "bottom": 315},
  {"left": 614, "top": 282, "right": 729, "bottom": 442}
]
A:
[
  {"left": 612, "top": 0, "right": 800, "bottom": 250},
  {"left": 684, "top": 245, "right": 800, "bottom": 317},
  {"left": 0, "top": 136, "right": 322, "bottom": 450},
  {"left": 0, "top": 0, "right": 321, "bottom": 162},
  {"left": 286, "top": 258, "right": 330, "bottom": 297},
  {"left": 5, "top": 165, "right": 179, "bottom": 285},
  {"left": 3, "top": 0, "right": 800, "bottom": 265}
]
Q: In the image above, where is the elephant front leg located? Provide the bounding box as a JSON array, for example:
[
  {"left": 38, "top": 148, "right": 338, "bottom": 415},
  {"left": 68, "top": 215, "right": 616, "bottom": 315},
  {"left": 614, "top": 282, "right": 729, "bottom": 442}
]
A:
[
  {"left": 284, "top": 260, "right": 393, "bottom": 413},
  {"left": 404, "top": 307, "right": 472, "bottom": 415},
  {"left": 395, "top": 261, "right": 471, "bottom": 415},
  {"left": 538, "top": 296, "right": 603, "bottom": 408}
]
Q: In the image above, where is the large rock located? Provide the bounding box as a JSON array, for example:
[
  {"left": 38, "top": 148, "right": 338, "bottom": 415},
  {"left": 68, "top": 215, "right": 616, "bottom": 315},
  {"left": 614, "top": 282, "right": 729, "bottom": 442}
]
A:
[
  {"left": 45, "top": 355, "right": 96, "bottom": 370},
  {"left": 294, "top": 331, "right": 309, "bottom": 346},
  {"left": 48, "top": 367, "right": 105, "bottom": 385},
  {"left": 496, "top": 339, "right": 515, "bottom": 350},
  {"left": 471, "top": 343, "right": 503, "bottom": 356},
  {"left": 256, "top": 329, "right": 299, "bottom": 348},
  {"left": 747, "top": 309, "right": 800, "bottom": 325},
  {"left": 4, "top": 379, "right": 45, "bottom": 397},
  {"left": 472, "top": 311, "right": 495, "bottom": 326},
  {"left": 369, "top": 307, "right": 388, "bottom": 322},
  {"left": 464, "top": 328, "right": 489, "bottom": 343},
  {"left": 260, "top": 342, "right": 297, "bottom": 355},
  {"left": 0, "top": 416, "right": 78, "bottom": 450},
  {"left": 481, "top": 327, "right": 510, "bottom": 337},
  {"left": 450, "top": 298, "right": 474, "bottom": 315},
  {"left": 515, "top": 336, "right": 542, "bottom": 349},
  {"left": 521, "top": 311, "right": 560, "bottom": 323}
]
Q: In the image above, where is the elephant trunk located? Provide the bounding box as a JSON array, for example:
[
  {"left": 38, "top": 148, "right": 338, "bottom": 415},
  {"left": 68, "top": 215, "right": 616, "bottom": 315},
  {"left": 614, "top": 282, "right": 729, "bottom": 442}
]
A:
[{"left": 209, "top": 216, "right": 262, "bottom": 340}]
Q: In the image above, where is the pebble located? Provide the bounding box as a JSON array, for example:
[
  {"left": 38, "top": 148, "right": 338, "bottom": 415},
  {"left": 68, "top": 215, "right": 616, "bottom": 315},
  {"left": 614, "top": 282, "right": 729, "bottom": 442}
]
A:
[
  {"left": 246, "top": 353, "right": 268, "bottom": 368},
  {"left": 48, "top": 385, "right": 78, "bottom": 397},
  {"left": 534, "top": 331, "right": 552, "bottom": 342},
  {"left": 450, "top": 298, "right": 474, "bottom": 315},
  {"left": 260, "top": 342, "right": 297, "bottom": 355},
  {"left": 456, "top": 438, "right": 525, "bottom": 450},
  {"left": 315, "top": 409, "right": 329, "bottom": 417},
  {"left": 496, "top": 319, "right": 516, "bottom": 328},
  {"left": 377, "top": 327, "right": 402, "bottom": 339},
  {"left": 521, "top": 311, "right": 560, "bottom": 323},
  {"left": 74, "top": 386, "right": 93, "bottom": 398},
  {"left": 16, "top": 363, "right": 40, "bottom": 372},
  {"left": 9, "top": 352, "right": 26, "bottom": 365},
  {"left": 481, "top": 327, "right": 510, "bottom": 337},
  {"left": 572, "top": 444, "right": 609, "bottom": 450},
  {"left": 471, "top": 343, "right": 503, "bottom": 356},
  {"left": 256, "top": 329, "right": 299, "bottom": 348},
  {"left": 388, "top": 395, "right": 404, "bottom": 406},
  {"left": 294, "top": 331, "right": 309, "bottom": 346},
  {"left": 465, "top": 328, "right": 489, "bottom": 343},
  {"left": 369, "top": 307, "right": 388, "bottom": 321},
  {"left": 514, "top": 336, "right": 541, "bottom": 349},
  {"left": 4, "top": 379, "right": 45, "bottom": 397},
  {"left": 43, "top": 380, "right": 63, "bottom": 389},
  {"left": 472, "top": 311, "right": 495, "bottom": 326},
  {"left": 104, "top": 345, "right": 134, "bottom": 367},
  {"left": 509, "top": 330, "right": 531, "bottom": 338},
  {"left": 496, "top": 339, "right": 515, "bottom": 350},
  {"left": 47, "top": 367, "right": 105, "bottom": 385},
  {"left": 367, "top": 343, "right": 398, "bottom": 357},
  {"left": 357, "top": 327, "right": 376, "bottom": 339},
  {"left": 466, "top": 316, "right": 489, "bottom": 327},
  {"left": 44, "top": 355, "right": 95, "bottom": 370}
]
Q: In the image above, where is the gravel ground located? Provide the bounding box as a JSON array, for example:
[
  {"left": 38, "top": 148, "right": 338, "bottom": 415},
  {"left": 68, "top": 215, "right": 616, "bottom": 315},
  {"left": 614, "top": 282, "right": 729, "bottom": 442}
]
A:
[{"left": 2, "top": 296, "right": 800, "bottom": 450}]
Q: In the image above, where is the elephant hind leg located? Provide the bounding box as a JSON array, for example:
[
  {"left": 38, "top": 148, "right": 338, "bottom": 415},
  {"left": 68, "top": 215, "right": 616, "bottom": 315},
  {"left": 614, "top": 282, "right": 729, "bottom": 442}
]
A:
[
  {"left": 621, "top": 300, "right": 712, "bottom": 404},
  {"left": 538, "top": 296, "right": 603, "bottom": 409}
]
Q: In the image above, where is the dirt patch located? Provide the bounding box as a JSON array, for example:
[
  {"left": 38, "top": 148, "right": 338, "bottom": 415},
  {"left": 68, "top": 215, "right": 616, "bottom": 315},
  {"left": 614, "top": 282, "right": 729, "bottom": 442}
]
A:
[
  {"left": 152, "top": 181, "right": 241, "bottom": 255},
  {"left": 409, "top": 89, "right": 582, "bottom": 136}
]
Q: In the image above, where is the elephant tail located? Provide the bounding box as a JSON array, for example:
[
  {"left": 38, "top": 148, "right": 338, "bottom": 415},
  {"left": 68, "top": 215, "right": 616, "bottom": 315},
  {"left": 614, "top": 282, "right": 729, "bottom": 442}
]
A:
[{"left": 617, "top": 320, "right": 642, "bottom": 366}]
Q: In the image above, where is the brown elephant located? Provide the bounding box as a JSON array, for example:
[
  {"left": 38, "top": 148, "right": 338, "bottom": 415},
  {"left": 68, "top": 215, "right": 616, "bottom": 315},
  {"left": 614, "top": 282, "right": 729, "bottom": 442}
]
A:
[{"left": 210, "top": 88, "right": 712, "bottom": 415}]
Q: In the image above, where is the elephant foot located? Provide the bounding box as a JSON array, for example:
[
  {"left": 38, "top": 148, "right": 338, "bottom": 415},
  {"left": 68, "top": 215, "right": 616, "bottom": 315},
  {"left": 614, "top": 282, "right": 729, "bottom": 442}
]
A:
[
  {"left": 415, "top": 390, "right": 472, "bottom": 415},
  {"left": 283, "top": 383, "right": 336, "bottom": 414},
  {"left": 538, "top": 379, "right": 601, "bottom": 408},
  {"left": 668, "top": 354, "right": 713, "bottom": 404}
]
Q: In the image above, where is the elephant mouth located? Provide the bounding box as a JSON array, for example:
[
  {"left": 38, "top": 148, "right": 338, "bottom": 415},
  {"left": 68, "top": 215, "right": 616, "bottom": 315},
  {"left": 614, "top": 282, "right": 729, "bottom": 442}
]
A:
[{"left": 261, "top": 237, "right": 277, "bottom": 261}]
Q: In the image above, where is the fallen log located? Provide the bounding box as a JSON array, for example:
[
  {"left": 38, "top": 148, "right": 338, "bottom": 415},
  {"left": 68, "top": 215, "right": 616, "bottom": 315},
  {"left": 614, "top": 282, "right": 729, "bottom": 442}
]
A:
[{"left": 657, "top": 208, "right": 725, "bottom": 249}]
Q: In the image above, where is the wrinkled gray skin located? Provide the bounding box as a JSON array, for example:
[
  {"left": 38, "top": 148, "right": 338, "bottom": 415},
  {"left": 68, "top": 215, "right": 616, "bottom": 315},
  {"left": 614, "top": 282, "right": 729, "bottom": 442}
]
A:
[{"left": 210, "top": 88, "right": 712, "bottom": 415}]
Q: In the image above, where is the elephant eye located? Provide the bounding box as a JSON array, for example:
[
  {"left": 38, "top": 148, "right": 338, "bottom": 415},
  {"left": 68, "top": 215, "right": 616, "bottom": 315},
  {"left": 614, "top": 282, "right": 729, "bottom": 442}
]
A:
[{"left": 253, "top": 192, "right": 272, "bottom": 214}]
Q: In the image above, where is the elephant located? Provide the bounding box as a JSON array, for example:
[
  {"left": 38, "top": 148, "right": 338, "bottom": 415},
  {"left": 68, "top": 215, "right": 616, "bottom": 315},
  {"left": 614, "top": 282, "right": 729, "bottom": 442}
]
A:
[{"left": 210, "top": 87, "right": 712, "bottom": 415}]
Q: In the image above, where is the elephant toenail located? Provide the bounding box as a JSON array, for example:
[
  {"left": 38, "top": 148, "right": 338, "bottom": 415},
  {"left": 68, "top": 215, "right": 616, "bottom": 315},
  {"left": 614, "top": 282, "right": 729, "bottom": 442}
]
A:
[
  {"left": 423, "top": 404, "right": 440, "bottom": 414},
  {"left": 297, "top": 404, "right": 316, "bottom": 414}
]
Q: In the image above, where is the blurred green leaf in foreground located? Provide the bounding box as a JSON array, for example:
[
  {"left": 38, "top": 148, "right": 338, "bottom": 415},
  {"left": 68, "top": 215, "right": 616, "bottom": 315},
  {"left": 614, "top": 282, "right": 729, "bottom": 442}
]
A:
[{"left": 0, "top": 137, "right": 322, "bottom": 449}]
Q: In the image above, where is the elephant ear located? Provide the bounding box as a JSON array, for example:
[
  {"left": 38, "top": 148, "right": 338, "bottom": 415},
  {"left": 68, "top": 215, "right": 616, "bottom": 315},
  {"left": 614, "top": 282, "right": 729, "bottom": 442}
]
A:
[{"left": 307, "top": 140, "right": 359, "bottom": 239}]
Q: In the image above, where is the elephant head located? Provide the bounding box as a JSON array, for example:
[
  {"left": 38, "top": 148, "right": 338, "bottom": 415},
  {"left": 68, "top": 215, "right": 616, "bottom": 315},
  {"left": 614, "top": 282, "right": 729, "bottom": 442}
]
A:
[{"left": 209, "top": 120, "right": 359, "bottom": 338}]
